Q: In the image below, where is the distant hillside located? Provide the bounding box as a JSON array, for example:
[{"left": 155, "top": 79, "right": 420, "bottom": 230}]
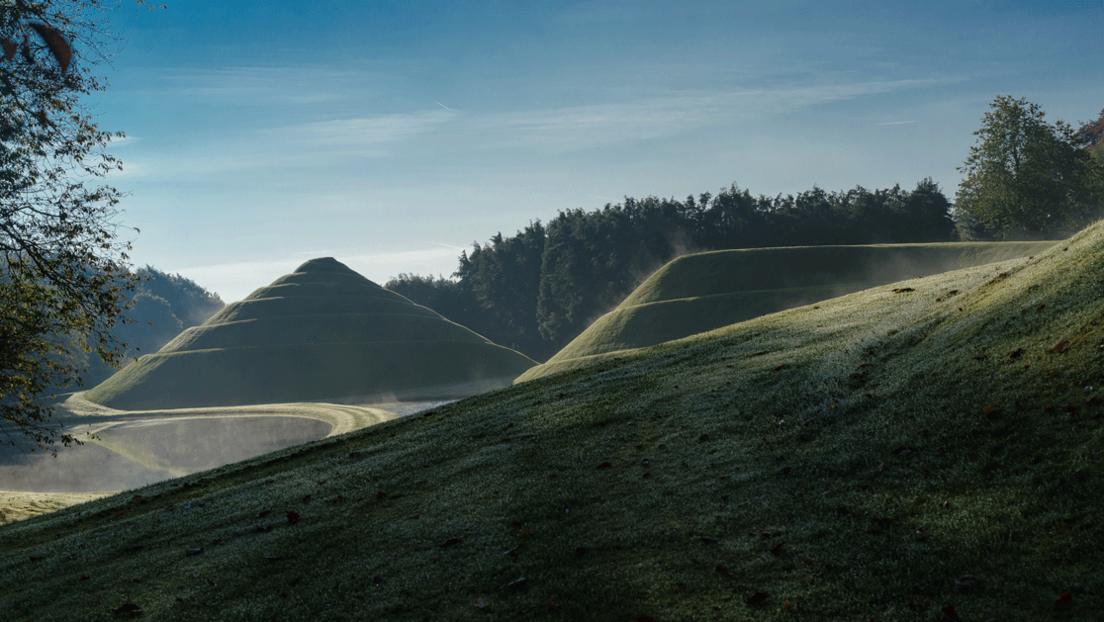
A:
[
  {"left": 4, "top": 222, "right": 1102, "bottom": 620},
  {"left": 69, "top": 267, "right": 224, "bottom": 390},
  {"left": 84, "top": 258, "right": 535, "bottom": 409},
  {"left": 519, "top": 240, "right": 1054, "bottom": 382}
]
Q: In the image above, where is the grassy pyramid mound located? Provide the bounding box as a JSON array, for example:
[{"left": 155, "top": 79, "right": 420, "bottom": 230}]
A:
[
  {"left": 519, "top": 240, "right": 1054, "bottom": 382},
  {"left": 84, "top": 258, "right": 535, "bottom": 409},
  {"left": 5, "top": 223, "right": 1103, "bottom": 620}
]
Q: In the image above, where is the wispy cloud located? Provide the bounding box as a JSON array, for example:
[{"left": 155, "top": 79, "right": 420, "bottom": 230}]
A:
[
  {"left": 483, "top": 78, "right": 949, "bottom": 151},
  {"left": 276, "top": 110, "right": 456, "bottom": 154},
  {"left": 875, "top": 119, "right": 920, "bottom": 126},
  {"left": 163, "top": 65, "right": 380, "bottom": 105},
  {"left": 118, "top": 75, "right": 949, "bottom": 182},
  {"left": 119, "top": 108, "right": 455, "bottom": 180}
]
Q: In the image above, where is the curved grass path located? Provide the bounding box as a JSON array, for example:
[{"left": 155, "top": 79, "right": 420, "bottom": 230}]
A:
[
  {"left": 64, "top": 393, "right": 402, "bottom": 438},
  {"left": 0, "top": 396, "right": 437, "bottom": 524}
]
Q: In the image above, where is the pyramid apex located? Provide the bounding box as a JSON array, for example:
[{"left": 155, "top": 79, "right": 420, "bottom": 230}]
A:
[{"left": 295, "top": 257, "right": 352, "bottom": 273}]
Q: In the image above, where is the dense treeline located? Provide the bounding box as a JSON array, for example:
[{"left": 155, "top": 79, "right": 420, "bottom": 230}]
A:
[{"left": 388, "top": 179, "right": 954, "bottom": 360}]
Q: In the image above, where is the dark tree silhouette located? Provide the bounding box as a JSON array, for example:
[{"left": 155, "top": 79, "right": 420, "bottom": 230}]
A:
[{"left": 1, "top": 0, "right": 131, "bottom": 447}]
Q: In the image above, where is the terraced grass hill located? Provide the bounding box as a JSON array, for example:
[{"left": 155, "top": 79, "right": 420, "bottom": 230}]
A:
[
  {"left": 519, "top": 241, "right": 1054, "bottom": 382},
  {"left": 4, "top": 225, "right": 1102, "bottom": 620},
  {"left": 84, "top": 258, "right": 536, "bottom": 409}
]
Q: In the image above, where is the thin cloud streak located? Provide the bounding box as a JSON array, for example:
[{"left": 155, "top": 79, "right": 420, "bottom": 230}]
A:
[
  {"left": 278, "top": 110, "right": 456, "bottom": 151},
  {"left": 162, "top": 65, "right": 385, "bottom": 105},
  {"left": 483, "top": 78, "right": 952, "bottom": 151},
  {"left": 119, "top": 109, "right": 456, "bottom": 180}
]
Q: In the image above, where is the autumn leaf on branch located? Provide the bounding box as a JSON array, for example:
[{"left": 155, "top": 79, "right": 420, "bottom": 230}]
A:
[{"left": 29, "top": 22, "right": 72, "bottom": 72}]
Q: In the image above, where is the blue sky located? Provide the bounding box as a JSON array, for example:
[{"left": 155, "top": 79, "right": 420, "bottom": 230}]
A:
[{"left": 92, "top": 0, "right": 1104, "bottom": 301}]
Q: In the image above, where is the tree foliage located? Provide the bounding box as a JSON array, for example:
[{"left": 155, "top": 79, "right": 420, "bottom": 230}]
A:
[
  {"left": 389, "top": 179, "right": 955, "bottom": 360},
  {"left": 1, "top": 0, "right": 130, "bottom": 447},
  {"left": 955, "top": 95, "right": 1104, "bottom": 239},
  {"left": 1076, "top": 107, "right": 1104, "bottom": 159}
]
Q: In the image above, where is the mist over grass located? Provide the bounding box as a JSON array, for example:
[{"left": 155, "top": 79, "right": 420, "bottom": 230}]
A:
[{"left": 521, "top": 240, "right": 1053, "bottom": 381}]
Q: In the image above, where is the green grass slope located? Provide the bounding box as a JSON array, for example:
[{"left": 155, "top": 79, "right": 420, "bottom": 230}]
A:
[
  {"left": 85, "top": 258, "right": 536, "bottom": 409},
  {"left": 3, "top": 226, "right": 1103, "bottom": 620},
  {"left": 519, "top": 241, "right": 1054, "bottom": 382}
]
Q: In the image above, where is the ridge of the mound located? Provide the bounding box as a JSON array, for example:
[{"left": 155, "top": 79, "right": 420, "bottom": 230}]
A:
[
  {"left": 518, "top": 240, "right": 1054, "bottom": 382},
  {"left": 5, "top": 223, "right": 1103, "bottom": 621},
  {"left": 84, "top": 257, "right": 536, "bottom": 409}
]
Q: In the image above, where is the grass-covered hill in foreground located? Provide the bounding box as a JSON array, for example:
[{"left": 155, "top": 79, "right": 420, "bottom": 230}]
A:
[
  {"left": 519, "top": 241, "right": 1054, "bottom": 382},
  {"left": 84, "top": 258, "right": 535, "bottom": 409},
  {"left": 3, "top": 225, "right": 1103, "bottom": 620}
]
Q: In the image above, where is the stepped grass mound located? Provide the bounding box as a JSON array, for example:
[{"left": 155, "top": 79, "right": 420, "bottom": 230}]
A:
[
  {"left": 3, "top": 224, "right": 1103, "bottom": 620},
  {"left": 84, "top": 257, "right": 535, "bottom": 409},
  {"left": 519, "top": 240, "right": 1054, "bottom": 382}
]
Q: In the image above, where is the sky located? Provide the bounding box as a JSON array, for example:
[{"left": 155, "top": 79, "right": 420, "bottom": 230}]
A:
[{"left": 90, "top": 0, "right": 1104, "bottom": 301}]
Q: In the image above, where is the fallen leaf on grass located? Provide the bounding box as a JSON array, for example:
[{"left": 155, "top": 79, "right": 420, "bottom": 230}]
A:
[
  {"left": 440, "top": 536, "right": 464, "bottom": 548},
  {"left": 1055, "top": 591, "right": 1073, "bottom": 610},
  {"left": 744, "top": 591, "right": 770, "bottom": 607},
  {"left": 112, "top": 602, "right": 143, "bottom": 618},
  {"left": 1050, "top": 339, "right": 1071, "bottom": 354},
  {"left": 953, "top": 575, "right": 981, "bottom": 594}
]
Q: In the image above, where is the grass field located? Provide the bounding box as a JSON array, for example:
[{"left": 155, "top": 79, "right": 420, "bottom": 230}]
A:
[
  {"left": 86, "top": 257, "right": 536, "bottom": 409},
  {"left": 1, "top": 225, "right": 1101, "bottom": 620},
  {"left": 0, "top": 491, "right": 108, "bottom": 527},
  {"left": 519, "top": 240, "right": 1054, "bottom": 382}
]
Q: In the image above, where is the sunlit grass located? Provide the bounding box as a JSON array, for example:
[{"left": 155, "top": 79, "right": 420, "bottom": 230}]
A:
[{"left": 520, "top": 240, "right": 1053, "bottom": 382}]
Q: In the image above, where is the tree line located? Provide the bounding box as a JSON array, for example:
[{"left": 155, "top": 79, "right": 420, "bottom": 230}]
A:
[{"left": 389, "top": 180, "right": 956, "bottom": 359}]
